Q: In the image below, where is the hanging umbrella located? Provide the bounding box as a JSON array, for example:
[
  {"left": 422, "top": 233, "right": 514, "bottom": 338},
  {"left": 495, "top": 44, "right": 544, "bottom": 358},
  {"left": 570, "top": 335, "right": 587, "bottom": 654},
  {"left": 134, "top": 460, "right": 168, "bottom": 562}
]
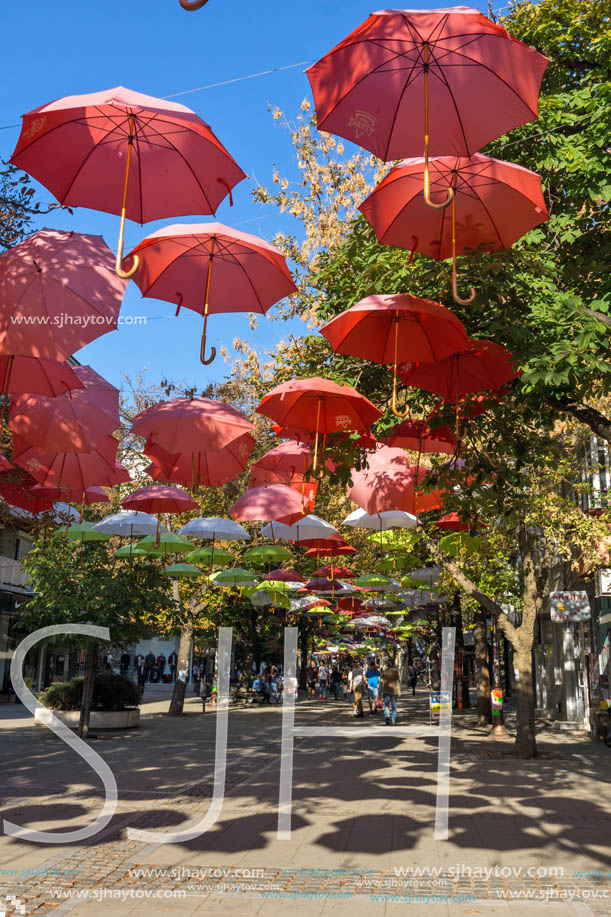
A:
[
  {"left": 249, "top": 441, "right": 316, "bottom": 490},
  {"left": 135, "top": 533, "right": 193, "bottom": 555},
  {"left": 319, "top": 294, "right": 468, "bottom": 418},
  {"left": 256, "top": 377, "right": 382, "bottom": 470},
  {"left": 343, "top": 508, "right": 417, "bottom": 531},
  {"left": 178, "top": 517, "right": 250, "bottom": 541},
  {"left": 410, "top": 566, "right": 443, "bottom": 586},
  {"left": 163, "top": 563, "right": 203, "bottom": 579},
  {"left": 0, "top": 230, "right": 127, "bottom": 359},
  {"left": 313, "top": 564, "right": 355, "bottom": 580},
  {"left": 243, "top": 544, "right": 293, "bottom": 566},
  {"left": 61, "top": 521, "right": 111, "bottom": 543},
  {"left": 338, "top": 595, "right": 366, "bottom": 614},
  {"left": 303, "top": 533, "right": 357, "bottom": 558},
  {"left": 0, "top": 481, "right": 54, "bottom": 514},
  {"left": 231, "top": 484, "right": 314, "bottom": 526},
  {"left": 11, "top": 87, "right": 245, "bottom": 278},
  {"left": 12, "top": 435, "right": 119, "bottom": 490},
  {"left": 439, "top": 531, "right": 481, "bottom": 556},
  {"left": 353, "top": 574, "right": 394, "bottom": 593},
  {"left": 248, "top": 588, "right": 291, "bottom": 610},
  {"left": 115, "top": 543, "right": 154, "bottom": 559},
  {"left": 212, "top": 567, "right": 259, "bottom": 588},
  {"left": 359, "top": 153, "right": 549, "bottom": 303},
  {"left": 305, "top": 578, "right": 356, "bottom": 597},
  {"left": 186, "top": 546, "right": 234, "bottom": 566},
  {"left": 384, "top": 420, "right": 457, "bottom": 456},
  {"left": 259, "top": 514, "right": 338, "bottom": 544},
  {"left": 367, "top": 530, "right": 417, "bottom": 550},
  {"left": 0, "top": 356, "right": 83, "bottom": 397},
  {"left": 30, "top": 485, "right": 109, "bottom": 506},
  {"left": 435, "top": 511, "right": 486, "bottom": 532},
  {"left": 264, "top": 569, "right": 305, "bottom": 587},
  {"left": 132, "top": 397, "right": 253, "bottom": 456},
  {"left": 121, "top": 485, "right": 198, "bottom": 515},
  {"left": 375, "top": 555, "right": 412, "bottom": 573},
  {"left": 306, "top": 8, "right": 547, "bottom": 200},
  {"left": 9, "top": 365, "right": 119, "bottom": 454},
  {"left": 94, "top": 511, "right": 169, "bottom": 538},
  {"left": 399, "top": 340, "right": 519, "bottom": 402},
  {"left": 348, "top": 446, "right": 444, "bottom": 515},
  {"left": 126, "top": 223, "right": 296, "bottom": 364},
  {"left": 144, "top": 432, "right": 254, "bottom": 487}
]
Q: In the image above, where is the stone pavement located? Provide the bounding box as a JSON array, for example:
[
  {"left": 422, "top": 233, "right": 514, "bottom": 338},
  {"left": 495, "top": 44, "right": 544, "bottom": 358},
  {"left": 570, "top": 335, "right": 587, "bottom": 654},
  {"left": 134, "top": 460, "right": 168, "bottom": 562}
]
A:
[{"left": 0, "top": 689, "right": 610, "bottom": 916}]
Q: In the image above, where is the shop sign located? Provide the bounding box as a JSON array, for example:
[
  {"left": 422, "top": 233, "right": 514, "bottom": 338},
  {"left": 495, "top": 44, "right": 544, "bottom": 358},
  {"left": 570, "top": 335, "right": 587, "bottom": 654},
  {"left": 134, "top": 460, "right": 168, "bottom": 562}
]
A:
[
  {"left": 550, "top": 591, "right": 591, "bottom": 623},
  {"left": 430, "top": 691, "right": 451, "bottom": 718}
]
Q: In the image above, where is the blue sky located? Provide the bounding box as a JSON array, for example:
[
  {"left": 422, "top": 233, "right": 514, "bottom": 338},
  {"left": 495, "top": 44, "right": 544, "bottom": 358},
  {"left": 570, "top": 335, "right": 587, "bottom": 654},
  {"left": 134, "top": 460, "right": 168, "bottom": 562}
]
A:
[{"left": 1, "top": 0, "right": 508, "bottom": 392}]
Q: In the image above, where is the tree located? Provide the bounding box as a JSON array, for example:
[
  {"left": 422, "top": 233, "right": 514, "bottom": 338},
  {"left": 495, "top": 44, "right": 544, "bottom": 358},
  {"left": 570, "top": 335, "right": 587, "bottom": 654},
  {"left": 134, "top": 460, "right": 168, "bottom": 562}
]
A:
[{"left": 0, "top": 162, "right": 64, "bottom": 251}]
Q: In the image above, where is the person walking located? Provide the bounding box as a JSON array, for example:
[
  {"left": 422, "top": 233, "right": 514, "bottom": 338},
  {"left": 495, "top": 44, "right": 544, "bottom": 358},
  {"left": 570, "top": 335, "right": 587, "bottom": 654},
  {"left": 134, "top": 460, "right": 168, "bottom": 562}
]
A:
[
  {"left": 409, "top": 666, "right": 418, "bottom": 696},
  {"left": 380, "top": 657, "right": 401, "bottom": 725},
  {"left": 318, "top": 661, "right": 328, "bottom": 700},
  {"left": 365, "top": 658, "right": 381, "bottom": 716},
  {"left": 330, "top": 665, "right": 341, "bottom": 700},
  {"left": 269, "top": 666, "right": 281, "bottom": 704},
  {"left": 349, "top": 660, "right": 366, "bottom": 718},
  {"left": 307, "top": 662, "right": 318, "bottom": 700}
]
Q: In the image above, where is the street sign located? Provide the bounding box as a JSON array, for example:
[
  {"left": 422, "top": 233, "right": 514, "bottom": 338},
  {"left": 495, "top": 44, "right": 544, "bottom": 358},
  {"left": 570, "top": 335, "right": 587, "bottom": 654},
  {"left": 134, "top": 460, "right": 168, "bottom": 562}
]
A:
[
  {"left": 549, "top": 591, "right": 591, "bottom": 623},
  {"left": 430, "top": 691, "right": 451, "bottom": 719}
]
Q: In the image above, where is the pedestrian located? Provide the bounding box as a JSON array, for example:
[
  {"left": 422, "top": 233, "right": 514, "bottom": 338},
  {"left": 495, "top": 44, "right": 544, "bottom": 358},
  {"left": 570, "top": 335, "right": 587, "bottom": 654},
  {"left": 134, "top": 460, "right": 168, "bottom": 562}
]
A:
[
  {"left": 330, "top": 665, "right": 341, "bottom": 700},
  {"left": 318, "top": 661, "right": 328, "bottom": 700},
  {"left": 269, "top": 666, "right": 281, "bottom": 704},
  {"left": 380, "top": 656, "right": 401, "bottom": 725},
  {"left": 137, "top": 667, "right": 146, "bottom": 700},
  {"left": 410, "top": 666, "right": 418, "bottom": 696},
  {"left": 348, "top": 660, "right": 366, "bottom": 718},
  {"left": 365, "top": 657, "right": 381, "bottom": 715},
  {"left": 307, "top": 662, "right": 318, "bottom": 700}
]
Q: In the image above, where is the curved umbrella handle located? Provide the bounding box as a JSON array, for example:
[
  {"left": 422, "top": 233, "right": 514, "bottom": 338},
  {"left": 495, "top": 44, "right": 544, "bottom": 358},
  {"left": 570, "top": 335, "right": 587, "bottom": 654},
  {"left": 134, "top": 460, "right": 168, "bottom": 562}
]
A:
[
  {"left": 116, "top": 247, "right": 139, "bottom": 280},
  {"left": 200, "top": 334, "right": 217, "bottom": 365},
  {"left": 422, "top": 43, "right": 453, "bottom": 211},
  {"left": 116, "top": 115, "right": 139, "bottom": 279},
  {"left": 424, "top": 166, "right": 454, "bottom": 211},
  {"left": 179, "top": 0, "right": 210, "bottom": 8},
  {"left": 452, "top": 265, "right": 475, "bottom": 306}
]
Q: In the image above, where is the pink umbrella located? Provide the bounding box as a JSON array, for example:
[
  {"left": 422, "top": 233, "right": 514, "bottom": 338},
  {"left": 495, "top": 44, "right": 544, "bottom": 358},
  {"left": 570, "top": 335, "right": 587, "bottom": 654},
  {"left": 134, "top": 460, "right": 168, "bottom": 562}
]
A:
[
  {"left": 126, "top": 223, "right": 297, "bottom": 364},
  {"left": 9, "top": 365, "right": 119, "bottom": 453},
  {"left": 0, "top": 230, "right": 127, "bottom": 359},
  {"left": 306, "top": 8, "right": 547, "bottom": 204},
  {"left": 0, "top": 481, "right": 54, "bottom": 514},
  {"left": 230, "top": 484, "right": 313, "bottom": 526},
  {"left": 0, "top": 356, "right": 82, "bottom": 397},
  {"left": 30, "top": 485, "right": 109, "bottom": 506},
  {"left": 131, "top": 397, "right": 253, "bottom": 453},
  {"left": 12, "top": 434, "right": 119, "bottom": 490},
  {"left": 144, "top": 432, "right": 255, "bottom": 487},
  {"left": 384, "top": 420, "right": 458, "bottom": 456},
  {"left": 0, "top": 453, "right": 12, "bottom": 473},
  {"left": 121, "top": 485, "right": 199, "bottom": 515},
  {"left": 98, "top": 462, "right": 132, "bottom": 487},
  {"left": 348, "top": 446, "right": 444, "bottom": 515},
  {"left": 11, "top": 87, "right": 245, "bottom": 278},
  {"left": 264, "top": 569, "right": 305, "bottom": 585}
]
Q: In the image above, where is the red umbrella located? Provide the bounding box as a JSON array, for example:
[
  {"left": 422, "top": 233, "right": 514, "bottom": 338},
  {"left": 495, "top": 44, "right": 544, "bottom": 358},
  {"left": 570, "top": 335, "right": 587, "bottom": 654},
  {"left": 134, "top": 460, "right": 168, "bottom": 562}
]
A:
[
  {"left": 0, "top": 454, "right": 12, "bottom": 473},
  {"left": 337, "top": 596, "right": 366, "bottom": 614},
  {"left": 306, "top": 8, "right": 547, "bottom": 202},
  {"left": 348, "top": 446, "right": 444, "bottom": 515},
  {"left": 399, "top": 340, "right": 519, "bottom": 402},
  {"left": 127, "top": 224, "right": 296, "bottom": 364},
  {"left": 0, "top": 481, "right": 54, "bottom": 514},
  {"left": 302, "top": 534, "right": 357, "bottom": 556},
  {"left": 0, "top": 229, "right": 127, "bottom": 359},
  {"left": 257, "top": 377, "right": 382, "bottom": 470},
  {"left": 145, "top": 432, "right": 254, "bottom": 487},
  {"left": 12, "top": 435, "right": 119, "bottom": 490},
  {"left": 0, "top": 356, "right": 82, "bottom": 397},
  {"left": 264, "top": 569, "right": 305, "bottom": 585},
  {"left": 359, "top": 154, "right": 549, "bottom": 303},
  {"left": 314, "top": 565, "right": 355, "bottom": 580},
  {"left": 251, "top": 442, "right": 312, "bottom": 479},
  {"left": 30, "top": 485, "right": 109, "bottom": 506},
  {"left": 132, "top": 397, "right": 253, "bottom": 454},
  {"left": 98, "top": 462, "right": 132, "bottom": 487},
  {"left": 9, "top": 366, "right": 119, "bottom": 454},
  {"left": 11, "top": 87, "right": 245, "bottom": 278},
  {"left": 230, "top": 484, "right": 313, "bottom": 526},
  {"left": 319, "top": 294, "right": 468, "bottom": 418},
  {"left": 436, "top": 511, "right": 487, "bottom": 532},
  {"left": 121, "top": 485, "right": 198, "bottom": 515},
  {"left": 385, "top": 420, "right": 457, "bottom": 456}
]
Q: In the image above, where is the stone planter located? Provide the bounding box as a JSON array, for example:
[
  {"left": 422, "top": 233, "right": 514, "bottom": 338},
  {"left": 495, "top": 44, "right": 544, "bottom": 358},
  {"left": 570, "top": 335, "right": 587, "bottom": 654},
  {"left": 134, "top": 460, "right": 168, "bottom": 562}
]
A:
[{"left": 34, "top": 707, "right": 140, "bottom": 730}]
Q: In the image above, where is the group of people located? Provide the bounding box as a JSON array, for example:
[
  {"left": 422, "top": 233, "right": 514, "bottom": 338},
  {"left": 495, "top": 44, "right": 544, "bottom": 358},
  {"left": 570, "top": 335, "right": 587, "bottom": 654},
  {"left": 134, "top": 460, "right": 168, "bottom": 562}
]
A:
[
  {"left": 252, "top": 665, "right": 283, "bottom": 704},
  {"left": 348, "top": 658, "right": 402, "bottom": 725}
]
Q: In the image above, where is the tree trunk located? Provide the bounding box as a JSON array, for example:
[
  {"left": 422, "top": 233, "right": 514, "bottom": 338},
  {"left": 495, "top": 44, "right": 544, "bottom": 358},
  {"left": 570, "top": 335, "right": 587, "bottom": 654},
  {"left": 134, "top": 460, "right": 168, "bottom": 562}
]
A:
[
  {"left": 547, "top": 395, "right": 611, "bottom": 446},
  {"left": 454, "top": 605, "right": 471, "bottom": 709},
  {"left": 167, "top": 623, "right": 193, "bottom": 716},
  {"left": 299, "top": 620, "right": 308, "bottom": 690},
  {"left": 474, "top": 609, "right": 492, "bottom": 726},
  {"left": 514, "top": 647, "right": 537, "bottom": 758},
  {"left": 78, "top": 643, "right": 98, "bottom": 739}
]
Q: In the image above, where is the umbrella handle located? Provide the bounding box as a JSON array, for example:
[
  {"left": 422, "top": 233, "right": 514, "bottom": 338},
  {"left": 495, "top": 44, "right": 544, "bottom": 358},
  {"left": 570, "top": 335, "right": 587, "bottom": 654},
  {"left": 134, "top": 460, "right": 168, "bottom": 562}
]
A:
[
  {"left": 116, "top": 117, "right": 140, "bottom": 280},
  {"left": 422, "top": 43, "right": 453, "bottom": 211},
  {"left": 451, "top": 193, "right": 475, "bottom": 305},
  {"left": 200, "top": 239, "right": 217, "bottom": 364},
  {"left": 179, "top": 0, "right": 210, "bottom": 8},
  {"left": 391, "top": 318, "right": 409, "bottom": 419}
]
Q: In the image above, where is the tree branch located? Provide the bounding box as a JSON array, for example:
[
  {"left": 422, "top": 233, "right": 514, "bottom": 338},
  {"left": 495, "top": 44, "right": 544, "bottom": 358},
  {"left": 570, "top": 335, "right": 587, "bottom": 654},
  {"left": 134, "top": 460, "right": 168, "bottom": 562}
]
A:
[{"left": 547, "top": 395, "right": 611, "bottom": 446}]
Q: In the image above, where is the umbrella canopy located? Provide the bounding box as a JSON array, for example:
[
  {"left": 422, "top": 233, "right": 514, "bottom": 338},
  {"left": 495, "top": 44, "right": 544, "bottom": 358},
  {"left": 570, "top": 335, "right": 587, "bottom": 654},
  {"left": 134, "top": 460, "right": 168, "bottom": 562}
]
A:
[
  {"left": 260, "top": 514, "right": 338, "bottom": 543},
  {"left": 303, "top": 534, "right": 357, "bottom": 557},
  {"left": 10, "top": 366, "right": 120, "bottom": 454},
  {"left": 305, "top": 8, "right": 547, "bottom": 160},
  {"left": 399, "top": 340, "right": 519, "bottom": 402},
  {"left": 0, "top": 481, "right": 54, "bottom": 514},
  {"left": 375, "top": 555, "right": 412, "bottom": 573},
  {"left": 212, "top": 567, "right": 259, "bottom": 588},
  {"left": 62, "top": 521, "right": 111, "bottom": 542},
  {"left": 353, "top": 574, "right": 394, "bottom": 593},
  {"left": 348, "top": 446, "right": 444, "bottom": 515},
  {"left": 94, "top": 510, "right": 169, "bottom": 538},
  {"left": 435, "top": 511, "right": 487, "bottom": 532},
  {"left": 163, "top": 563, "right": 203, "bottom": 579},
  {"left": 439, "top": 531, "right": 481, "bottom": 556},
  {"left": 343, "top": 508, "right": 417, "bottom": 531},
  {"left": 132, "top": 396, "right": 253, "bottom": 454},
  {"left": 410, "top": 566, "right": 443, "bottom": 585},
  {"left": 186, "top": 546, "right": 234, "bottom": 566},
  {"left": 0, "top": 229, "right": 127, "bottom": 359},
  {"left": 313, "top": 564, "right": 355, "bottom": 580},
  {"left": 0, "top": 356, "right": 82, "bottom": 397},
  {"left": 319, "top": 294, "right": 468, "bottom": 418},
  {"left": 243, "top": 544, "right": 293, "bottom": 566},
  {"left": 121, "top": 485, "right": 198, "bottom": 515},
  {"left": 115, "top": 543, "right": 157, "bottom": 558},
  {"left": 30, "top": 485, "right": 109, "bottom": 506},
  {"left": 135, "top": 533, "right": 193, "bottom": 555},
  {"left": 144, "top": 432, "right": 254, "bottom": 487},
  {"left": 306, "top": 578, "right": 356, "bottom": 596},
  {"left": 249, "top": 441, "right": 313, "bottom": 489},
  {"left": 11, "top": 87, "right": 245, "bottom": 278},
  {"left": 230, "top": 484, "right": 311, "bottom": 526},
  {"left": 264, "top": 569, "right": 305, "bottom": 585},
  {"left": 367, "top": 530, "right": 418, "bottom": 550},
  {"left": 178, "top": 516, "right": 250, "bottom": 541},
  {"left": 12, "top": 435, "right": 119, "bottom": 490},
  {"left": 384, "top": 420, "right": 457, "bottom": 455},
  {"left": 127, "top": 223, "right": 296, "bottom": 364}
]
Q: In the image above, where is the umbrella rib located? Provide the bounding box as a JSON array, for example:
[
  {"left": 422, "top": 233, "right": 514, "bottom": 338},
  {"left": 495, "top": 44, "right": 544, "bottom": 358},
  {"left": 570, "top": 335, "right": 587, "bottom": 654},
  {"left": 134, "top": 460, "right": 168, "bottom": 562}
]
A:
[
  {"left": 460, "top": 175, "right": 510, "bottom": 249},
  {"left": 57, "top": 106, "right": 128, "bottom": 204},
  {"left": 160, "top": 133, "right": 215, "bottom": 215}
]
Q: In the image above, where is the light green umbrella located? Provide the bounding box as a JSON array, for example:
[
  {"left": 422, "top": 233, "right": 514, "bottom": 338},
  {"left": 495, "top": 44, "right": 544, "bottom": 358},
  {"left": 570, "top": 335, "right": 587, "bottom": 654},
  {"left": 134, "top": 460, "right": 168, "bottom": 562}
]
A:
[
  {"left": 400, "top": 575, "right": 440, "bottom": 590},
  {"left": 375, "top": 554, "right": 412, "bottom": 573},
  {"left": 115, "top": 543, "right": 153, "bottom": 558},
  {"left": 211, "top": 567, "right": 259, "bottom": 588},
  {"left": 136, "top": 533, "right": 193, "bottom": 555},
  {"left": 353, "top": 573, "right": 393, "bottom": 592},
  {"left": 439, "top": 532, "right": 481, "bottom": 557},
  {"left": 367, "top": 530, "right": 417, "bottom": 550},
  {"left": 186, "top": 546, "right": 234, "bottom": 566},
  {"left": 243, "top": 545, "right": 293, "bottom": 566},
  {"left": 59, "top": 522, "right": 111, "bottom": 543},
  {"left": 163, "top": 563, "right": 203, "bottom": 579}
]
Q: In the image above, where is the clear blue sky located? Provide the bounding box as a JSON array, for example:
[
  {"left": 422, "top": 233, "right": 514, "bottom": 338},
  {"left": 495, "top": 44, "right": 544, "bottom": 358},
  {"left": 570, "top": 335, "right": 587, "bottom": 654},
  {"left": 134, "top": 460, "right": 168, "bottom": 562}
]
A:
[{"left": 1, "top": 0, "right": 508, "bottom": 392}]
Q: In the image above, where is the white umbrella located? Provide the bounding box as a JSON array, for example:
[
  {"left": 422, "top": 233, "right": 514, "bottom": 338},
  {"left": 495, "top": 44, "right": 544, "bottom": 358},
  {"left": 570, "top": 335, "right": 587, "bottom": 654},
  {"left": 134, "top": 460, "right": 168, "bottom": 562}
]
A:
[
  {"left": 259, "top": 514, "right": 337, "bottom": 543},
  {"left": 410, "top": 566, "right": 442, "bottom": 586},
  {"left": 178, "top": 517, "right": 250, "bottom": 541},
  {"left": 342, "top": 508, "right": 417, "bottom": 530},
  {"left": 94, "top": 511, "right": 169, "bottom": 537}
]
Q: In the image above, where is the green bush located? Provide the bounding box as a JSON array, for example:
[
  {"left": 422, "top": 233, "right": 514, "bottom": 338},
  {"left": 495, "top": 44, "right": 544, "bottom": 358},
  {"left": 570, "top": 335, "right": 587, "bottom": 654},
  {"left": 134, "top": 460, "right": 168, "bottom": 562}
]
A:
[{"left": 40, "top": 673, "right": 140, "bottom": 712}]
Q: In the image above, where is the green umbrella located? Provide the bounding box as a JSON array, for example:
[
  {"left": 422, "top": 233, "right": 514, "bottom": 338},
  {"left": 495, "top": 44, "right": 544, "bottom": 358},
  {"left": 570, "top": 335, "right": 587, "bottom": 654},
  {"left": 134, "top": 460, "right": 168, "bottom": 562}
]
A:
[
  {"left": 353, "top": 573, "right": 392, "bottom": 591},
  {"left": 115, "top": 543, "right": 153, "bottom": 558},
  {"left": 186, "top": 546, "right": 234, "bottom": 566},
  {"left": 439, "top": 532, "right": 481, "bottom": 557},
  {"left": 375, "top": 554, "right": 412, "bottom": 573},
  {"left": 243, "top": 545, "right": 293, "bottom": 566},
  {"left": 211, "top": 567, "right": 259, "bottom": 588},
  {"left": 367, "top": 530, "right": 417, "bottom": 550},
  {"left": 59, "top": 522, "right": 111, "bottom": 543},
  {"left": 400, "top": 575, "right": 439, "bottom": 590},
  {"left": 136, "top": 533, "right": 193, "bottom": 555},
  {"left": 163, "top": 563, "right": 203, "bottom": 579},
  {"left": 305, "top": 605, "right": 330, "bottom": 615}
]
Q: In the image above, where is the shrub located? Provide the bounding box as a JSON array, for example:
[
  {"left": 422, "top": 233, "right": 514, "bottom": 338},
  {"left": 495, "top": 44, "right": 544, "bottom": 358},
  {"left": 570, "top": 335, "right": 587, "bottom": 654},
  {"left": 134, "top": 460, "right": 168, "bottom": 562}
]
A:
[{"left": 40, "top": 673, "right": 140, "bottom": 712}]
